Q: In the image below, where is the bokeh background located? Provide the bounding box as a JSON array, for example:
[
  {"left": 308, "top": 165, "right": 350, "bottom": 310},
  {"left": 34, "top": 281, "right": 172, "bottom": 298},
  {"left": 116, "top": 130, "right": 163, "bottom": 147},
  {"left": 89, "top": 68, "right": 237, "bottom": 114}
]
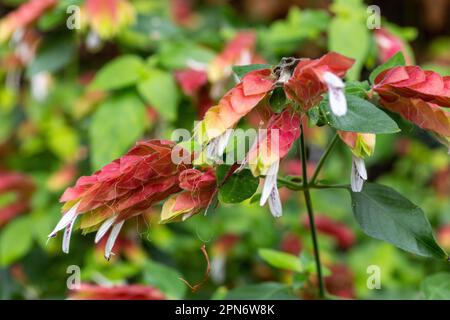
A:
[{"left": 0, "top": 0, "right": 449, "bottom": 300}]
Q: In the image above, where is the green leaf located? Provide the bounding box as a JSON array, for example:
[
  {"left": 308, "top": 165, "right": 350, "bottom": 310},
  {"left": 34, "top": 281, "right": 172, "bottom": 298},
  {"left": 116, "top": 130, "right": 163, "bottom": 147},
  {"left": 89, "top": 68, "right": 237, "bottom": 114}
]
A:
[
  {"left": 157, "top": 41, "right": 215, "bottom": 70},
  {"left": 89, "top": 91, "right": 148, "bottom": 169},
  {"left": 320, "top": 94, "right": 400, "bottom": 133},
  {"left": 0, "top": 216, "right": 33, "bottom": 266},
  {"left": 232, "top": 64, "right": 272, "bottom": 79},
  {"left": 369, "top": 52, "right": 406, "bottom": 84},
  {"left": 421, "top": 273, "right": 450, "bottom": 299},
  {"left": 91, "top": 55, "right": 145, "bottom": 91},
  {"left": 225, "top": 282, "right": 297, "bottom": 300},
  {"left": 44, "top": 116, "right": 79, "bottom": 161},
  {"left": 328, "top": 17, "right": 370, "bottom": 80},
  {"left": 258, "top": 248, "right": 303, "bottom": 272},
  {"left": 137, "top": 69, "right": 179, "bottom": 121},
  {"left": 142, "top": 260, "right": 187, "bottom": 299},
  {"left": 217, "top": 165, "right": 259, "bottom": 204},
  {"left": 269, "top": 87, "right": 287, "bottom": 113},
  {"left": 350, "top": 183, "right": 449, "bottom": 260},
  {"left": 345, "top": 80, "right": 370, "bottom": 98},
  {"left": 27, "top": 36, "right": 75, "bottom": 77}
]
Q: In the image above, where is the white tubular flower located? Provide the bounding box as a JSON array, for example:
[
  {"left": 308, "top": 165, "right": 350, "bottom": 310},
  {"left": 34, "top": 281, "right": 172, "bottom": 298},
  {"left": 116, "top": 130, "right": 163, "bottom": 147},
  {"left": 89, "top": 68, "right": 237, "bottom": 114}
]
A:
[
  {"left": 260, "top": 159, "right": 282, "bottom": 218},
  {"left": 323, "top": 71, "right": 347, "bottom": 117},
  {"left": 206, "top": 129, "right": 232, "bottom": 162},
  {"left": 49, "top": 201, "right": 80, "bottom": 238},
  {"left": 104, "top": 220, "right": 125, "bottom": 260},
  {"left": 351, "top": 155, "right": 367, "bottom": 192}
]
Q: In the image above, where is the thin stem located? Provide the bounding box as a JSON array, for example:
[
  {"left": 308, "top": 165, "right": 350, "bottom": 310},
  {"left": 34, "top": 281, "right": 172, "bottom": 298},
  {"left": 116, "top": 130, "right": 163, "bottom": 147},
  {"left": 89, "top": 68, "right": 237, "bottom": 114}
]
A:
[
  {"left": 277, "top": 176, "right": 303, "bottom": 190},
  {"left": 310, "top": 133, "right": 339, "bottom": 185},
  {"left": 299, "top": 123, "right": 326, "bottom": 299}
]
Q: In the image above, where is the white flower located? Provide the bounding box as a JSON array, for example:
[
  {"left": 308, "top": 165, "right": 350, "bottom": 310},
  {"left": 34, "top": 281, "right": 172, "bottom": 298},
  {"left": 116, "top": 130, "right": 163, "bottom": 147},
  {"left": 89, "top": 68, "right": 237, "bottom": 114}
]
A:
[
  {"left": 260, "top": 160, "right": 282, "bottom": 217},
  {"left": 323, "top": 71, "right": 347, "bottom": 117},
  {"left": 351, "top": 155, "right": 367, "bottom": 192},
  {"left": 49, "top": 202, "right": 81, "bottom": 254},
  {"left": 205, "top": 129, "right": 233, "bottom": 162},
  {"left": 104, "top": 220, "right": 124, "bottom": 260}
]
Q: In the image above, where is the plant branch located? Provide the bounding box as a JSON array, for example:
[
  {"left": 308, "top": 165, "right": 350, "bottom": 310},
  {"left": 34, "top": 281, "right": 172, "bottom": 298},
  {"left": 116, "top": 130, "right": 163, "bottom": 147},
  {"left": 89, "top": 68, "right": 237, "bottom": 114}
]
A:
[
  {"left": 310, "top": 133, "right": 339, "bottom": 185},
  {"left": 299, "top": 123, "right": 326, "bottom": 299}
]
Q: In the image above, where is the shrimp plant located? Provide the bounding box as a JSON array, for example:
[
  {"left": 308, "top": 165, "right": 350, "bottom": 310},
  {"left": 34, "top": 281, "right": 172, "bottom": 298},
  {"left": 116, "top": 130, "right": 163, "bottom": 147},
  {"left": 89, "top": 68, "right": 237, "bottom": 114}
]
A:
[{"left": 49, "top": 51, "right": 449, "bottom": 298}]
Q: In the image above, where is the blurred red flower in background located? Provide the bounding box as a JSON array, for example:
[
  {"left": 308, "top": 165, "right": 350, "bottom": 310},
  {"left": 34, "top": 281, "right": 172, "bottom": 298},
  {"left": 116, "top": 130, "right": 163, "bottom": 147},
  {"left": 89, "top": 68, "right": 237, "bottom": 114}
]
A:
[
  {"left": 69, "top": 284, "right": 165, "bottom": 300},
  {"left": 0, "top": 170, "right": 35, "bottom": 227},
  {"left": 0, "top": 0, "right": 56, "bottom": 43},
  {"left": 302, "top": 214, "right": 355, "bottom": 250},
  {"left": 374, "top": 28, "right": 413, "bottom": 65}
]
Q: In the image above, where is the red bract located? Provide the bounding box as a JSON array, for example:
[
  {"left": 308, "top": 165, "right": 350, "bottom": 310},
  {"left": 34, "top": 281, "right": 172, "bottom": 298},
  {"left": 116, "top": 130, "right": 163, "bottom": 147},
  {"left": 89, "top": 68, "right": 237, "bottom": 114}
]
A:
[
  {"left": 374, "top": 28, "right": 413, "bottom": 65},
  {"left": 248, "top": 109, "right": 301, "bottom": 176},
  {"left": 284, "top": 52, "right": 354, "bottom": 111},
  {"left": 197, "top": 68, "right": 275, "bottom": 144},
  {"left": 373, "top": 66, "right": 450, "bottom": 137},
  {"left": 373, "top": 66, "right": 450, "bottom": 107},
  {"left": 0, "top": 171, "right": 35, "bottom": 227},
  {"left": 0, "top": 0, "right": 56, "bottom": 43},
  {"left": 161, "top": 167, "right": 217, "bottom": 223},
  {"left": 247, "top": 109, "right": 301, "bottom": 218},
  {"left": 51, "top": 140, "right": 191, "bottom": 258},
  {"left": 69, "top": 284, "right": 165, "bottom": 300},
  {"left": 302, "top": 215, "right": 355, "bottom": 250}
]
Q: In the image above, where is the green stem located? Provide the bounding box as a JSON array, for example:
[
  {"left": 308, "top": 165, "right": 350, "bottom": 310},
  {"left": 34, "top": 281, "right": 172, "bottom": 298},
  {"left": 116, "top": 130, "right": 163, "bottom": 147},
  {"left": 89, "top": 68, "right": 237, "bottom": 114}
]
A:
[
  {"left": 277, "top": 176, "right": 303, "bottom": 190},
  {"left": 310, "top": 133, "right": 339, "bottom": 185},
  {"left": 299, "top": 123, "right": 326, "bottom": 299}
]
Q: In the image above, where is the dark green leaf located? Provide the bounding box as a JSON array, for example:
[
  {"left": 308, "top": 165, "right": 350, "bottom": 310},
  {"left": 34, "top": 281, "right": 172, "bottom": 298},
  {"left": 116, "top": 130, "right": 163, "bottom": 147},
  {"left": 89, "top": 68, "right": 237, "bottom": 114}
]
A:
[
  {"left": 350, "top": 183, "right": 448, "bottom": 260},
  {"left": 258, "top": 248, "right": 303, "bottom": 272},
  {"left": 421, "top": 273, "right": 450, "bottom": 300},
  {"left": 27, "top": 36, "right": 75, "bottom": 77},
  {"left": 217, "top": 165, "right": 259, "bottom": 204},
  {"left": 269, "top": 87, "right": 287, "bottom": 113},
  {"left": 225, "top": 282, "right": 297, "bottom": 300},
  {"left": 91, "top": 55, "right": 145, "bottom": 91},
  {"left": 369, "top": 52, "right": 406, "bottom": 84},
  {"left": 232, "top": 64, "right": 272, "bottom": 79},
  {"left": 89, "top": 91, "right": 148, "bottom": 169},
  {"left": 320, "top": 94, "right": 400, "bottom": 133}
]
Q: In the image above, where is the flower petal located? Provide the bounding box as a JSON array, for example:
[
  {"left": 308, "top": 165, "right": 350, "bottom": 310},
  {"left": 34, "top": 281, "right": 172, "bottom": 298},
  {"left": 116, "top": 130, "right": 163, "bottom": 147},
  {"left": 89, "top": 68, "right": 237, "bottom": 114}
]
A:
[
  {"left": 49, "top": 202, "right": 80, "bottom": 237},
  {"left": 260, "top": 160, "right": 279, "bottom": 206},
  {"left": 62, "top": 215, "right": 78, "bottom": 254},
  {"left": 94, "top": 215, "right": 117, "bottom": 244},
  {"left": 268, "top": 186, "right": 283, "bottom": 218},
  {"left": 104, "top": 220, "right": 125, "bottom": 260}
]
